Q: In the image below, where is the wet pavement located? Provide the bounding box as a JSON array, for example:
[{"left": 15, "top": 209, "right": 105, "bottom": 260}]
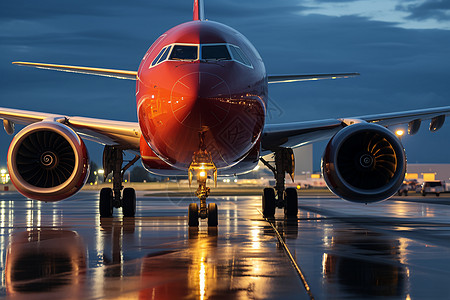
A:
[{"left": 1, "top": 189, "right": 450, "bottom": 299}]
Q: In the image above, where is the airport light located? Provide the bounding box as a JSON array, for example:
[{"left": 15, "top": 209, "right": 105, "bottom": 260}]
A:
[{"left": 1, "top": 169, "right": 9, "bottom": 184}]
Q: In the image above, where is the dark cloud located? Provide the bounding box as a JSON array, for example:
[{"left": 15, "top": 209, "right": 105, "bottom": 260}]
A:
[
  {"left": 313, "top": 0, "right": 360, "bottom": 2},
  {"left": 398, "top": 0, "right": 450, "bottom": 21},
  {"left": 1, "top": 0, "right": 450, "bottom": 168}
]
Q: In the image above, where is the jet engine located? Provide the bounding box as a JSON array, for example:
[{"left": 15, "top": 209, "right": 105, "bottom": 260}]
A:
[
  {"left": 7, "top": 122, "right": 89, "bottom": 201},
  {"left": 322, "top": 123, "right": 406, "bottom": 203}
]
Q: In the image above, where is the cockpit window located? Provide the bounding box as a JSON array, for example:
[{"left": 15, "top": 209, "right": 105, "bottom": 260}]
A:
[
  {"left": 201, "top": 45, "right": 231, "bottom": 61},
  {"left": 149, "top": 43, "right": 253, "bottom": 68},
  {"left": 151, "top": 46, "right": 171, "bottom": 67},
  {"left": 229, "top": 45, "right": 252, "bottom": 67},
  {"left": 158, "top": 46, "right": 171, "bottom": 63},
  {"left": 170, "top": 45, "right": 198, "bottom": 60}
]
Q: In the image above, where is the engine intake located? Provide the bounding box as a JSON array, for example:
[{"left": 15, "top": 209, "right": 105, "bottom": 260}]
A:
[
  {"left": 322, "top": 123, "right": 406, "bottom": 203},
  {"left": 7, "top": 122, "right": 89, "bottom": 201}
]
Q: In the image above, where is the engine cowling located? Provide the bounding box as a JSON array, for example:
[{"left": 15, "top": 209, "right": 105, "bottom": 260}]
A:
[
  {"left": 7, "top": 122, "right": 89, "bottom": 201},
  {"left": 322, "top": 123, "right": 406, "bottom": 203}
]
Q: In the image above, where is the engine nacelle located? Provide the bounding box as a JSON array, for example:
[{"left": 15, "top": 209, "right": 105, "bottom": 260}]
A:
[
  {"left": 7, "top": 122, "right": 89, "bottom": 201},
  {"left": 322, "top": 123, "right": 406, "bottom": 203}
]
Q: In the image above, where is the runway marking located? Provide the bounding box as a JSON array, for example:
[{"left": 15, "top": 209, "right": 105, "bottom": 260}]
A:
[{"left": 258, "top": 209, "right": 315, "bottom": 300}]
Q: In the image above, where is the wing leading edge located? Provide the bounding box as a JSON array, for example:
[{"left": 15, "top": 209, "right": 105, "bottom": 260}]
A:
[
  {"left": 261, "top": 106, "right": 450, "bottom": 154},
  {"left": 0, "top": 107, "right": 141, "bottom": 150},
  {"left": 268, "top": 73, "right": 360, "bottom": 84},
  {"left": 12, "top": 62, "right": 137, "bottom": 80}
]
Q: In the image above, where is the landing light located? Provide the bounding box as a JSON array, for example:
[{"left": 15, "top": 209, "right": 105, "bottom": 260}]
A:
[
  {"left": 199, "top": 171, "right": 207, "bottom": 178},
  {"left": 396, "top": 129, "right": 405, "bottom": 137}
]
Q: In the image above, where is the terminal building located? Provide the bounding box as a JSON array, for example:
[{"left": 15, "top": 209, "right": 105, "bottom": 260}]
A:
[{"left": 405, "top": 164, "right": 450, "bottom": 182}]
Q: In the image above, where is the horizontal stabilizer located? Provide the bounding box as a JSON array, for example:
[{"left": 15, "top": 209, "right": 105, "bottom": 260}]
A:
[
  {"left": 12, "top": 61, "right": 137, "bottom": 80},
  {"left": 268, "top": 73, "right": 359, "bottom": 84}
]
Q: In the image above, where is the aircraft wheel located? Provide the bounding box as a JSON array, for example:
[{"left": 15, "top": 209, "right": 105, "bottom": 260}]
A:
[
  {"left": 100, "top": 188, "right": 113, "bottom": 218},
  {"left": 262, "top": 188, "right": 276, "bottom": 218},
  {"left": 207, "top": 203, "right": 218, "bottom": 227},
  {"left": 123, "top": 187, "right": 136, "bottom": 217},
  {"left": 436, "top": 193, "right": 440, "bottom": 197},
  {"left": 188, "top": 203, "right": 199, "bottom": 227},
  {"left": 285, "top": 187, "right": 298, "bottom": 218}
]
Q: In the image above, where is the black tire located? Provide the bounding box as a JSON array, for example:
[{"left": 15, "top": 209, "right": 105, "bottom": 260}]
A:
[
  {"left": 436, "top": 193, "right": 440, "bottom": 197},
  {"left": 100, "top": 188, "right": 113, "bottom": 218},
  {"left": 285, "top": 187, "right": 298, "bottom": 217},
  {"left": 404, "top": 191, "right": 408, "bottom": 196},
  {"left": 207, "top": 203, "right": 218, "bottom": 227},
  {"left": 262, "top": 188, "right": 276, "bottom": 218},
  {"left": 422, "top": 192, "right": 426, "bottom": 197},
  {"left": 123, "top": 188, "right": 136, "bottom": 217},
  {"left": 188, "top": 203, "right": 199, "bottom": 227}
]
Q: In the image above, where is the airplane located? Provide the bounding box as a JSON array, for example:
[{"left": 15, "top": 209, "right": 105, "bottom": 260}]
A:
[{"left": 1, "top": 0, "right": 450, "bottom": 227}]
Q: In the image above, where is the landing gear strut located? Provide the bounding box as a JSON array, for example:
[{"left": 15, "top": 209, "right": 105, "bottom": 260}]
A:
[
  {"left": 187, "top": 135, "right": 218, "bottom": 227},
  {"left": 99, "top": 146, "right": 139, "bottom": 218},
  {"left": 260, "top": 148, "right": 298, "bottom": 218}
]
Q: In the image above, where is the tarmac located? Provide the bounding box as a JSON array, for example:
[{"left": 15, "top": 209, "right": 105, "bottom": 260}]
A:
[{"left": 1, "top": 187, "right": 450, "bottom": 299}]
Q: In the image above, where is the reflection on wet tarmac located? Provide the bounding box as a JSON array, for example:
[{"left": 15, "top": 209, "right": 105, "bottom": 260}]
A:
[
  {"left": 139, "top": 228, "right": 218, "bottom": 299},
  {"left": 6, "top": 229, "right": 86, "bottom": 299},
  {"left": 322, "top": 229, "right": 407, "bottom": 297},
  {"left": 1, "top": 191, "right": 450, "bottom": 299}
]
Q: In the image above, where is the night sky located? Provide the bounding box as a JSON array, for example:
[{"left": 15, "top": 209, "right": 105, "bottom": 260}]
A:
[{"left": 1, "top": 0, "right": 450, "bottom": 171}]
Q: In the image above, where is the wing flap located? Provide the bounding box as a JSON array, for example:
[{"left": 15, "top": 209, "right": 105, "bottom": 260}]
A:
[{"left": 12, "top": 62, "right": 137, "bottom": 80}]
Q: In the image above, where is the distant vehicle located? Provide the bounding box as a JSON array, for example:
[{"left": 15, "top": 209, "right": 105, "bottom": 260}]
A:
[
  {"left": 421, "top": 181, "right": 444, "bottom": 196},
  {"left": 397, "top": 179, "right": 419, "bottom": 196},
  {"left": 397, "top": 183, "right": 409, "bottom": 196}
]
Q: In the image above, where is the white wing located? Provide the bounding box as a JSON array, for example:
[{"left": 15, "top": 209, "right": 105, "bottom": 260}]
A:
[
  {"left": 0, "top": 107, "right": 141, "bottom": 150},
  {"left": 261, "top": 106, "right": 450, "bottom": 153}
]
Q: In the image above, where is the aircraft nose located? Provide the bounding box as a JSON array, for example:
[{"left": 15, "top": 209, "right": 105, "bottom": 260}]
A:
[{"left": 170, "top": 72, "right": 231, "bottom": 130}]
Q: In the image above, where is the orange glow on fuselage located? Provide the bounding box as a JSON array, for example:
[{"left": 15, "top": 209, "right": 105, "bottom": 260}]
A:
[{"left": 137, "top": 21, "right": 267, "bottom": 171}]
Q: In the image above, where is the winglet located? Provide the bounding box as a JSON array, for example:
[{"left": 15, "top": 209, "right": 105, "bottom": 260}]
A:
[{"left": 193, "top": 0, "right": 205, "bottom": 21}]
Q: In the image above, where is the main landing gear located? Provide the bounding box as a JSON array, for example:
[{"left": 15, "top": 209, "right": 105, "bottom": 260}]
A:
[
  {"left": 260, "top": 148, "right": 298, "bottom": 219},
  {"left": 188, "top": 147, "right": 218, "bottom": 227},
  {"left": 99, "top": 146, "right": 139, "bottom": 218}
]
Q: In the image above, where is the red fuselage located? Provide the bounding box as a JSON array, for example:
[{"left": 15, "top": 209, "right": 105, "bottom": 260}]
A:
[{"left": 137, "top": 21, "right": 267, "bottom": 173}]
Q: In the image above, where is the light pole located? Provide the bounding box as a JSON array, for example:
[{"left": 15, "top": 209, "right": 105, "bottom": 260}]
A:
[{"left": 97, "top": 169, "right": 104, "bottom": 184}]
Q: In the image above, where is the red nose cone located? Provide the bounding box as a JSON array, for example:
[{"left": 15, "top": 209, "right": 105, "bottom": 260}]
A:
[{"left": 171, "top": 72, "right": 231, "bottom": 130}]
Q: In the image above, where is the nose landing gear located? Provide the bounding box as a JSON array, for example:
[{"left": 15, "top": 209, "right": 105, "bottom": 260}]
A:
[
  {"left": 188, "top": 148, "right": 218, "bottom": 227},
  {"left": 260, "top": 148, "right": 298, "bottom": 219}
]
